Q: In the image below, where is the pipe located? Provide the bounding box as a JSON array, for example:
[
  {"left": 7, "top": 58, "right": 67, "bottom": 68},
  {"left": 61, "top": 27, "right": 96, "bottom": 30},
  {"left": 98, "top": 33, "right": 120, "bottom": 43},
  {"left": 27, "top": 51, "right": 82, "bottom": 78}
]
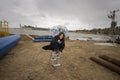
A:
[
  {"left": 99, "top": 55, "right": 120, "bottom": 67},
  {"left": 90, "top": 57, "right": 120, "bottom": 74},
  {"left": 0, "top": 35, "right": 21, "bottom": 57}
]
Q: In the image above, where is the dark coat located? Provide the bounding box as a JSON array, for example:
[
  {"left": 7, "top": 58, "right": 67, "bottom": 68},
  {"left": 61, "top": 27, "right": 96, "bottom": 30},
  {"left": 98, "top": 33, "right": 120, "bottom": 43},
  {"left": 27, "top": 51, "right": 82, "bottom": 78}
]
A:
[{"left": 42, "top": 35, "right": 65, "bottom": 52}]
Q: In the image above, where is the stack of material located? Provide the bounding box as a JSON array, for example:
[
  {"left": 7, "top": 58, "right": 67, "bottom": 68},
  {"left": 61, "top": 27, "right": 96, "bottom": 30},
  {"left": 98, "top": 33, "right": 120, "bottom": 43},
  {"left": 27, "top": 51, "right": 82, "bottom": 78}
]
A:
[
  {"left": 33, "top": 36, "right": 53, "bottom": 42},
  {"left": 90, "top": 55, "right": 120, "bottom": 74},
  {"left": 0, "top": 35, "right": 21, "bottom": 57},
  {"left": 115, "top": 37, "right": 120, "bottom": 44}
]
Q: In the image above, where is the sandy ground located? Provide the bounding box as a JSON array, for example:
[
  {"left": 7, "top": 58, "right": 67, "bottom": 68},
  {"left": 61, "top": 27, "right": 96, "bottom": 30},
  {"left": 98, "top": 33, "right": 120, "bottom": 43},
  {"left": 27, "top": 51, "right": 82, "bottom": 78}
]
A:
[{"left": 0, "top": 35, "right": 120, "bottom": 80}]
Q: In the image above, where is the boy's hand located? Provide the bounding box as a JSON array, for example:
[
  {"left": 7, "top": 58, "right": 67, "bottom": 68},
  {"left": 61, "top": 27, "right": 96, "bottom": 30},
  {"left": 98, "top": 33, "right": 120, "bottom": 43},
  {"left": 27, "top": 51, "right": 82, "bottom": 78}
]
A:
[{"left": 57, "top": 40, "right": 61, "bottom": 44}]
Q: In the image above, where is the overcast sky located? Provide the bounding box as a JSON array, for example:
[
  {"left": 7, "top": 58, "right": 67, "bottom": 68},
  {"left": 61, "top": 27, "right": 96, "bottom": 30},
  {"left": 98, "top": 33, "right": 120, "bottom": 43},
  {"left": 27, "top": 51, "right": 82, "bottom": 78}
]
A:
[{"left": 0, "top": 0, "right": 120, "bottom": 30}]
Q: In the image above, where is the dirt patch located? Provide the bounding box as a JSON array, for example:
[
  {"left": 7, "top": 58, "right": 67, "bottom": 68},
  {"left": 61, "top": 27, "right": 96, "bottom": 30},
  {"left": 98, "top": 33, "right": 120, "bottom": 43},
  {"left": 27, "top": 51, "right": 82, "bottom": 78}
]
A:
[{"left": 0, "top": 37, "right": 120, "bottom": 80}]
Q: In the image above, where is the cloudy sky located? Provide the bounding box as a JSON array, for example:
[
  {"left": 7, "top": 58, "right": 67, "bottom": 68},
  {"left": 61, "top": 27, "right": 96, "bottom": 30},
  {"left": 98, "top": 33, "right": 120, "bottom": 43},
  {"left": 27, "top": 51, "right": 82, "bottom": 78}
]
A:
[{"left": 0, "top": 0, "right": 120, "bottom": 30}]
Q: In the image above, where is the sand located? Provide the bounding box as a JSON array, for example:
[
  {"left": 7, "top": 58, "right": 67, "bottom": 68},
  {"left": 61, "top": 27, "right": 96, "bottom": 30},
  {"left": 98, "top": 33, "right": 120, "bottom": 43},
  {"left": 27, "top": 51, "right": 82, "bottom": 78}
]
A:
[{"left": 0, "top": 35, "right": 120, "bottom": 80}]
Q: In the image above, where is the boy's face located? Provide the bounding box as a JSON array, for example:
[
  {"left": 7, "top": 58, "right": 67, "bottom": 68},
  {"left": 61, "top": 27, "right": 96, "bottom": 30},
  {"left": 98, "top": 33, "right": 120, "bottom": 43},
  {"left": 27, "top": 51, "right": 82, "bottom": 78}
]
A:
[{"left": 60, "top": 34, "right": 64, "bottom": 39}]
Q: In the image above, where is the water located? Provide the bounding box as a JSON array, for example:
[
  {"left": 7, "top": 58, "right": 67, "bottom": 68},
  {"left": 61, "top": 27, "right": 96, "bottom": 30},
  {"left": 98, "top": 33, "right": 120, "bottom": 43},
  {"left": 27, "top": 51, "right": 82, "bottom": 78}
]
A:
[
  {"left": 8, "top": 28, "right": 51, "bottom": 36},
  {"left": 7, "top": 28, "right": 111, "bottom": 41},
  {"left": 68, "top": 32, "right": 111, "bottom": 41},
  {"left": 94, "top": 43, "right": 116, "bottom": 46}
]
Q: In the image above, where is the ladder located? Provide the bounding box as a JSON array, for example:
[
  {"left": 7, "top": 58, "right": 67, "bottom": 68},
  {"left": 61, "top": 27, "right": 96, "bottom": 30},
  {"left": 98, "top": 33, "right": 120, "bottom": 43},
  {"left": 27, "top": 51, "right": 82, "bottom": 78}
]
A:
[{"left": 49, "top": 50, "right": 62, "bottom": 67}]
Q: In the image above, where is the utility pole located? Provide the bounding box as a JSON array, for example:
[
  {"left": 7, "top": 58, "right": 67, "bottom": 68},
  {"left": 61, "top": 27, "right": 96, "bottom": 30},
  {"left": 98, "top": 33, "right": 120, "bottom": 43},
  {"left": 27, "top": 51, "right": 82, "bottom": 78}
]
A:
[{"left": 108, "top": 9, "right": 119, "bottom": 35}]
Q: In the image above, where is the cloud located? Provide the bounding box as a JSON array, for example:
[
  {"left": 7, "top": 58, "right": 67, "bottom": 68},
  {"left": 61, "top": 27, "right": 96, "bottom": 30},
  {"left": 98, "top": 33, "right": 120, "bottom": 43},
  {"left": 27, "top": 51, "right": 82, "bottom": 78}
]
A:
[{"left": 0, "top": 0, "right": 120, "bottom": 30}]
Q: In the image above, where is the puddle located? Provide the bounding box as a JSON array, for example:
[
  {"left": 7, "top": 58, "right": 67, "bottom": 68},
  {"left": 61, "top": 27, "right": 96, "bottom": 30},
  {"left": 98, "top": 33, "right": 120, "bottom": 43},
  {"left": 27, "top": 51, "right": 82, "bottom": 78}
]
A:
[{"left": 94, "top": 43, "right": 116, "bottom": 46}]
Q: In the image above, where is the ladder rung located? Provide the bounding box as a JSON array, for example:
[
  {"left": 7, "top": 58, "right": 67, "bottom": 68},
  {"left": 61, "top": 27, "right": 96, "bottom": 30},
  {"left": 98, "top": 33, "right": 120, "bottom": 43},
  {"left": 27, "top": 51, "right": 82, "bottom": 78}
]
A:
[
  {"left": 50, "top": 58, "right": 57, "bottom": 60},
  {"left": 52, "top": 64, "right": 61, "bottom": 67}
]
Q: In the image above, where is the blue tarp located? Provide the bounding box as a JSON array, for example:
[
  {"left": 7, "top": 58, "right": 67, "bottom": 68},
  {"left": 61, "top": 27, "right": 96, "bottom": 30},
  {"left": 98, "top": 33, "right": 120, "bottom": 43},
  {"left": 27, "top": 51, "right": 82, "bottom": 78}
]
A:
[
  {"left": 0, "top": 35, "right": 21, "bottom": 57},
  {"left": 33, "top": 36, "right": 53, "bottom": 42},
  {"left": 35, "top": 36, "right": 53, "bottom": 39}
]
